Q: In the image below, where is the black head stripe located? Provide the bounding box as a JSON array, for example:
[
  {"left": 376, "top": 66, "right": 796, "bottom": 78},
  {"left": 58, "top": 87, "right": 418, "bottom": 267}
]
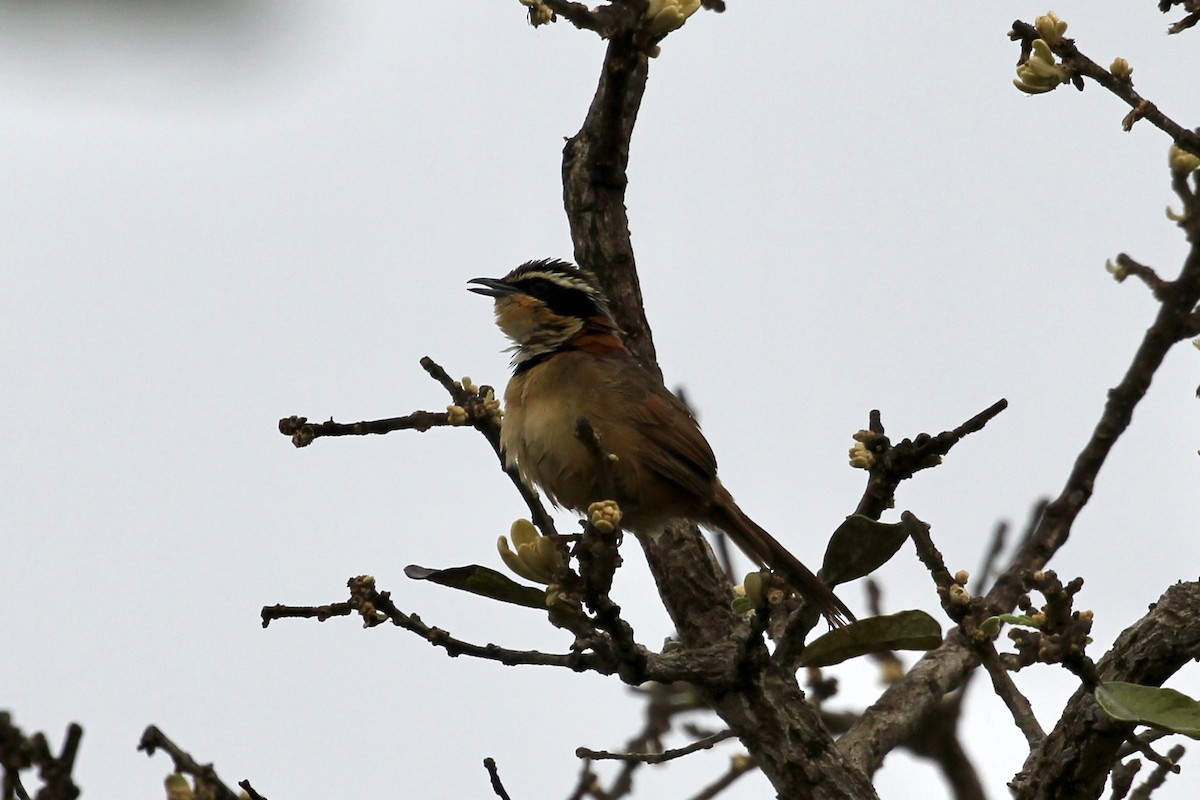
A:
[{"left": 507, "top": 259, "right": 610, "bottom": 321}]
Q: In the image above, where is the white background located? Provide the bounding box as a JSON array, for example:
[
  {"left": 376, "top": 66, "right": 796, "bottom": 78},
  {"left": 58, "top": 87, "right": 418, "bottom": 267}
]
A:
[{"left": 3, "top": 2, "right": 1198, "bottom": 798}]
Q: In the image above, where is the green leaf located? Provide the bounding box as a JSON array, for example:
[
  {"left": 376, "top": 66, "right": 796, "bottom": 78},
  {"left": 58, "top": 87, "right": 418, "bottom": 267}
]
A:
[
  {"left": 1094, "top": 682, "right": 1200, "bottom": 739},
  {"left": 730, "top": 596, "right": 754, "bottom": 616},
  {"left": 820, "top": 515, "right": 908, "bottom": 587},
  {"left": 998, "top": 613, "right": 1041, "bottom": 628},
  {"left": 799, "top": 609, "right": 943, "bottom": 667},
  {"left": 979, "top": 616, "right": 1003, "bottom": 638},
  {"left": 405, "top": 564, "right": 547, "bottom": 610}
]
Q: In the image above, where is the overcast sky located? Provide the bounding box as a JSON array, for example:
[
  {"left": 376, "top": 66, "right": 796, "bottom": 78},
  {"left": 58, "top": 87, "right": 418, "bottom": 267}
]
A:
[{"left": 3, "top": 2, "right": 1198, "bottom": 798}]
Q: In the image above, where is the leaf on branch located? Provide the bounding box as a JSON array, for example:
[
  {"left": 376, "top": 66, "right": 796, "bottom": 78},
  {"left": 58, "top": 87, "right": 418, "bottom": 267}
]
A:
[
  {"left": 404, "top": 564, "right": 548, "bottom": 610},
  {"left": 799, "top": 610, "right": 943, "bottom": 667},
  {"left": 1095, "top": 681, "right": 1200, "bottom": 739},
  {"left": 820, "top": 515, "right": 908, "bottom": 587}
]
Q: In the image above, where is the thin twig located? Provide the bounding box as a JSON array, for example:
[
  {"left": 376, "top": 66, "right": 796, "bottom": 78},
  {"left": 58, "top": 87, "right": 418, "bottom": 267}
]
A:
[
  {"left": 974, "top": 518, "right": 1010, "bottom": 593},
  {"left": 278, "top": 410, "right": 453, "bottom": 447},
  {"left": 1010, "top": 19, "right": 1200, "bottom": 158},
  {"left": 484, "top": 757, "right": 513, "bottom": 800},
  {"left": 1117, "top": 730, "right": 1171, "bottom": 759},
  {"left": 576, "top": 730, "right": 736, "bottom": 764},
  {"left": 1122, "top": 733, "right": 1181, "bottom": 774},
  {"left": 1112, "top": 253, "right": 1171, "bottom": 298},
  {"left": 978, "top": 645, "right": 1045, "bottom": 747},
  {"left": 855, "top": 399, "right": 1008, "bottom": 519},
  {"left": 137, "top": 726, "right": 245, "bottom": 800},
  {"left": 420, "top": 357, "right": 560, "bottom": 538},
  {"left": 1130, "top": 745, "right": 1186, "bottom": 798},
  {"left": 261, "top": 577, "right": 743, "bottom": 687},
  {"left": 687, "top": 755, "right": 756, "bottom": 800}
]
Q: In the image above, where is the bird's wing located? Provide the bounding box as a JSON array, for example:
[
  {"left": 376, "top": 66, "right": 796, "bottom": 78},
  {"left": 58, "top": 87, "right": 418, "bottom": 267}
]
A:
[{"left": 626, "top": 384, "right": 719, "bottom": 503}]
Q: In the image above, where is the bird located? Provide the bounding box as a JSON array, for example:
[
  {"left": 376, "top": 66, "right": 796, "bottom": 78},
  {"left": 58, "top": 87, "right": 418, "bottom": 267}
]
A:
[{"left": 468, "top": 258, "right": 854, "bottom": 627}]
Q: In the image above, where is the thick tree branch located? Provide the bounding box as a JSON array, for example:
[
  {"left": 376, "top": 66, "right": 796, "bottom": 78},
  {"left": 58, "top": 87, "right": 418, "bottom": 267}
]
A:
[{"left": 563, "top": 30, "right": 658, "bottom": 376}]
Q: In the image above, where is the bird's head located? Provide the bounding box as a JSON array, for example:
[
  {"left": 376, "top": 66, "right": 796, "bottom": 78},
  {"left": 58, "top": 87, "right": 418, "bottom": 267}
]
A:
[{"left": 469, "top": 259, "right": 623, "bottom": 366}]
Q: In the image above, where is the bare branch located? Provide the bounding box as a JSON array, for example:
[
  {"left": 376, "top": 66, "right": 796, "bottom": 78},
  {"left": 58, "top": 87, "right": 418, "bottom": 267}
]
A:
[
  {"left": 278, "top": 410, "right": 454, "bottom": 447},
  {"left": 0, "top": 714, "right": 83, "bottom": 800},
  {"left": 1130, "top": 745, "right": 1186, "bottom": 798},
  {"left": 261, "top": 576, "right": 748, "bottom": 688},
  {"left": 137, "top": 726, "right": 250, "bottom": 800},
  {"left": 687, "top": 755, "right": 756, "bottom": 800},
  {"left": 979, "top": 645, "right": 1046, "bottom": 747},
  {"left": 1110, "top": 253, "right": 1171, "bottom": 298},
  {"left": 854, "top": 399, "right": 1008, "bottom": 519},
  {"left": 484, "top": 757, "right": 514, "bottom": 800},
  {"left": 576, "top": 730, "right": 736, "bottom": 764}
]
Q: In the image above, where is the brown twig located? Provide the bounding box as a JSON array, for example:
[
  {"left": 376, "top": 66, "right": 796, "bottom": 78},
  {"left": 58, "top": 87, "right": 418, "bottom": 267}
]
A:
[
  {"left": 137, "top": 726, "right": 246, "bottom": 800},
  {"left": 1111, "top": 253, "right": 1171, "bottom": 298},
  {"left": 0, "top": 714, "right": 83, "bottom": 800},
  {"left": 261, "top": 576, "right": 744, "bottom": 688},
  {"left": 420, "top": 357, "right": 560, "bottom": 538},
  {"left": 854, "top": 399, "right": 1008, "bottom": 519},
  {"left": 687, "top": 754, "right": 756, "bottom": 800},
  {"left": 576, "top": 730, "right": 735, "bottom": 764},
  {"left": 1130, "top": 745, "right": 1186, "bottom": 798},
  {"left": 278, "top": 410, "right": 452, "bottom": 446},
  {"left": 978, "top": 645, "right": 1045, "bottom": 747},
  {"left": 986, "top": 185, "right": 1200, "bottom": 616},
  {"left": 484, "top": 757, "right": 513, "bottom": 800},
  {"left": 1010, "top": 19, "right": 1200, "bottom": 158}
]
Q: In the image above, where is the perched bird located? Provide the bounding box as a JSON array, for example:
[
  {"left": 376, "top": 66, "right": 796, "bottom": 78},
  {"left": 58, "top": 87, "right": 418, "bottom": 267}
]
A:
[{"left": 469, "top": 259, "right": 854, "bottom": 626}]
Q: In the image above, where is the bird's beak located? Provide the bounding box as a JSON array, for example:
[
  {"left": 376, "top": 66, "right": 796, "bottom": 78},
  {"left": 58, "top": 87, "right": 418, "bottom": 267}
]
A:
[{"left": 467, "top": 277, "right": 519, "bottom": 298}]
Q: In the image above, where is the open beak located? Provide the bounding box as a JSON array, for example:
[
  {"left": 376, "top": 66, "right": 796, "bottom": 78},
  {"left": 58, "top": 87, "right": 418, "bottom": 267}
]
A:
[{"left": 467, "top": 277, "right": 520, "bottom": 298}]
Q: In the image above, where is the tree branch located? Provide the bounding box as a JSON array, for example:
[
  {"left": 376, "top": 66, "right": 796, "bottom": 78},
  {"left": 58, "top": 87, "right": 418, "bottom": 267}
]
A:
[
  {"left": 1010, "top": 19, "right": 1200, "bottom": 158},
  {"left": 1010, "top": 582, "right": 1200, "bottom": 799},
  {"left": 853, "top": 399, "right": 1008, "bottom": 519},
  {"left": 261, "top": 576, "right": 748, "bottom": 688},
  {"left": 576, "top": 729, "right": 735, "bottom": 764},
  {"left": 137, "top": 726, "right": 263, "bottom": 800}
]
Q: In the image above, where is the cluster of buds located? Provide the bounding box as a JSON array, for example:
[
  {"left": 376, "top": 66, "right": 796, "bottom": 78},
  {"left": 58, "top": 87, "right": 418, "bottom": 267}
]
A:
[
  {"left": 587, "top": 499, "right": 623, "bottom": 534},
  {"left": 348, "top": 574, "right": 389, "bottom": 627},
  {"left": 1014, "top": 38, "right": 1071, "bottom": 94},
  {"left": 518, "top": 0, "right": 555, "bottom": 27},
  {"left": 1001, "top": 570, "right": 1094, "bottom": 672},
  {"left": 1034, "top": 11, "right": 1067, "bottom": 45},
  {"left": 848, "top": 429, "right": 878, "bottom": 470},
  {"left": 642, "top": 0, "right": 701, "bottom": 37},
  {"left": 447, "top": 376, "right": 502, "bottom": 427},
  {"left": 1168, "top": 143, "right": 1200, "bottom": 175}
]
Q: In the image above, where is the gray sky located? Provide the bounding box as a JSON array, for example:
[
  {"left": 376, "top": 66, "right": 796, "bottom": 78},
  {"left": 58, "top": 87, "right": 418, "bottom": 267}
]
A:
[{"left": 3, "top": 2, "right": 1198, "bottom": 798}]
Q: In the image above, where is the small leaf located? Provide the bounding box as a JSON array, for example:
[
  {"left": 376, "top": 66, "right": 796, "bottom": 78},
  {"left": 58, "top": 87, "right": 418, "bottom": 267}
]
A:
[
  {"left": 405, "top": 564, "right": 547, "bottom": 610},
  {"left": 799, "top": 609, "right": 943, "bottom": 667},
  {"left": 979, "top": 616, "right": 1003, "bottom": 638},
  {"left": 998, "top": 613, "right": 1040, "bottom": 628},
  {"left": 730, "top": 596, "right": 754, "bottom": 616},
  {"left": 1095, "top": 682, "right": 1200, "bottom": 739},
  {"left": 820, "top": 515, "right": 908, "bottom": 586}
]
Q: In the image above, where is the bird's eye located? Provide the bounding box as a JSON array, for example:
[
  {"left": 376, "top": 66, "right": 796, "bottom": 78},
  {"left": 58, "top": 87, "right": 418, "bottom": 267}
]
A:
[{"left": 524, "top": 278, "right": 552, "bottom": 296}]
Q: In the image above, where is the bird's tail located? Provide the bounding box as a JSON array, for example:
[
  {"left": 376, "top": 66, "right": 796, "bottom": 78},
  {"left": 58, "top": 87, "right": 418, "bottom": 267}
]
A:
[{"left": 709, "top": 489, "right": 855, "bottom": 628}]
